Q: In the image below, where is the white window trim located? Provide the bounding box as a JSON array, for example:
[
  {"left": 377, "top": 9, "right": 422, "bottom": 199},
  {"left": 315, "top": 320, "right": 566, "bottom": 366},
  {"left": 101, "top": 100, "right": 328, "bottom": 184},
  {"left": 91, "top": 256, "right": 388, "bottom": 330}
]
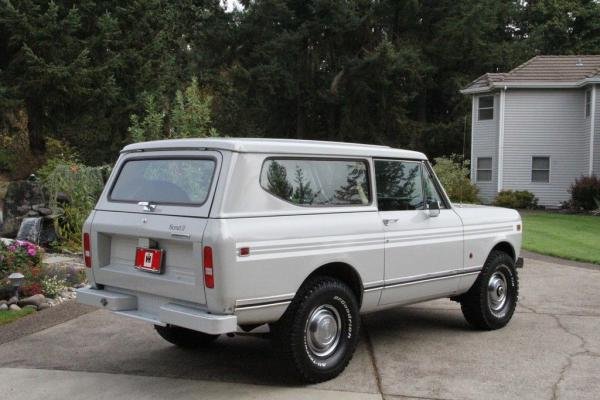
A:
[
  {"left": 476, "top": 157, "right": 493, "bottom": 183},
  {"left": 589, "top": 86, "right": 596, "bottom": 176},
  {"left": 477, "top": 95, "right": 495, "bottom": 121},
  {"left": 531, "top": 156, "right": 551, "bottom": 184}
]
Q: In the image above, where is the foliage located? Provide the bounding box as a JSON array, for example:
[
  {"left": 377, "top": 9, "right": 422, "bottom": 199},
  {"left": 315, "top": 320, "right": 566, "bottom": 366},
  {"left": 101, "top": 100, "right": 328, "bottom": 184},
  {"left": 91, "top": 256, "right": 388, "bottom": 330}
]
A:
[
  {"left": 43, "top": 162, "right": 110, "bottom": 250},
  {"left": 40, "top": 275, "right": 66, "bottom": 298},
  {"left": 493, "top": 190, "right": 539, "bottom": 209},
  {"left": 2, "top": 1, "right": 600, "bottom": 165},
  {"left": 36, "top": 137, "right": 80, "bottom": 182},
  {"left": 170, "top": 77, "right": 219, "bottom": 138},
  {"left": 0, "top": 240, "right": 44, "bottom": 298},
  {"left": 568, "top": 175, "right": 600, "bottom": 211},
  {"left": 432, "top": 156, "right": 479, "bottom": 203},
  {"left": 0, "top": 108, "right": 40, "bottom": 179},
  {"left": 523, "top": 212, "right": 600, "bottom": 265},
  {"left": 129, "top": 78, "right": 219, "bottom": 142}
]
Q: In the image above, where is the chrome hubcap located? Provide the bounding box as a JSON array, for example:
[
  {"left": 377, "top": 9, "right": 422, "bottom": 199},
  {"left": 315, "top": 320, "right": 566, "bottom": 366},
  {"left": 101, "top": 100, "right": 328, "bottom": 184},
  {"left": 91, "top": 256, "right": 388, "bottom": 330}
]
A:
[
  {"left": 305, "top": 305, "right": 342, "bottom": 357},
  {"left": 488, "top": 269, "right": 508, "bottom": 314}
]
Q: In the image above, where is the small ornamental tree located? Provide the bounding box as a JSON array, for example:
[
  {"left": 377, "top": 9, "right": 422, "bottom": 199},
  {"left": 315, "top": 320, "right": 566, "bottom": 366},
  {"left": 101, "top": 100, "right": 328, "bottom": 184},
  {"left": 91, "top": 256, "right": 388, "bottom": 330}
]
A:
[{"left": 569, "top": 175, "right": 600, "bottom": 211}]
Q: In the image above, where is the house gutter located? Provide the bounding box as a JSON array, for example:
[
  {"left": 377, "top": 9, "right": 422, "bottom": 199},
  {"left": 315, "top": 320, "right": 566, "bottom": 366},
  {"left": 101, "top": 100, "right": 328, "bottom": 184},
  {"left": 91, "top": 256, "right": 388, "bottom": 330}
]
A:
[
  {"left": 497, "top": 87, "right": 507, "bottom": 193},
  {"left": 460, "top": 77, "right": 600, "bottom": 95},
  {"left": 590, "top": 85, "right": 596, "bottom": 176}
]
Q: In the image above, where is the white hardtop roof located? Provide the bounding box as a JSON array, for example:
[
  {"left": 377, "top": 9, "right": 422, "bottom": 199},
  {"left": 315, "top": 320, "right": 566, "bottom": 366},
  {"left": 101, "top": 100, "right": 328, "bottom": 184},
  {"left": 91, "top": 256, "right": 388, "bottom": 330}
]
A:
[{"left": 122, "top": 138, "right": 427, "bottom": 160}]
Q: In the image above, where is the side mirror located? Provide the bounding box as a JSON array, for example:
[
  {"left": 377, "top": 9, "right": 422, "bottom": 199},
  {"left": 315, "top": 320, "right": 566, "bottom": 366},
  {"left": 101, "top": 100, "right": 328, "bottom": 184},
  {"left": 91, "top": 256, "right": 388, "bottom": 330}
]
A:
[{"left": 426, "top": 200, "right": 441, "bottom": 218}]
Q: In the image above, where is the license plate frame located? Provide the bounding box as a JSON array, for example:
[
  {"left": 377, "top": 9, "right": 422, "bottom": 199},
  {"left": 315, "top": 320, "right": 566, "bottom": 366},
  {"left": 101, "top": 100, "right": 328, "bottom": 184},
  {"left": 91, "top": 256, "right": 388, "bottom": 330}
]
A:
[{"left": 134, "top": 247, "right": 165, "bottom": 274}]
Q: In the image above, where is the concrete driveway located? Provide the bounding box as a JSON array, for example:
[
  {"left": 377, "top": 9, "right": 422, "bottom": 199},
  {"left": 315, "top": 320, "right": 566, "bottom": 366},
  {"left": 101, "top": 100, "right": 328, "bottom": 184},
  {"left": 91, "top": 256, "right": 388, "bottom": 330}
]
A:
[{"left": 0, "top": 257, "right": 598, "bottom": 400}]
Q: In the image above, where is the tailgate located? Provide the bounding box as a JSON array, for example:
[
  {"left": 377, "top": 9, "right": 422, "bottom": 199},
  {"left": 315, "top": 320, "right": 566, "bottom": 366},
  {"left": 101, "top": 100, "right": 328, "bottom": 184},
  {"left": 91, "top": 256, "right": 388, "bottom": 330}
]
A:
[
  {"left": 91, "top": 211, "right": 208, "bottom": 304},
  {"left": 89, "top": 150, "right": 222, "bottom": 305}
]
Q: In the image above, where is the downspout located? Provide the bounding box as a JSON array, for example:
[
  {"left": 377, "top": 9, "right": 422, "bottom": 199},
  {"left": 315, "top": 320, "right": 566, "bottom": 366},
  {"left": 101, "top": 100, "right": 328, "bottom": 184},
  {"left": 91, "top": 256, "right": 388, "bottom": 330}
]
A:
[
  {"left": 470, "top": 95, "right": 476, "bottom": 183},
  {"left": 497, "top": 87, "right": 507, "bottom": 192},
  {"left": 590, "top": 84, "right": 596, "bottom": 176}
]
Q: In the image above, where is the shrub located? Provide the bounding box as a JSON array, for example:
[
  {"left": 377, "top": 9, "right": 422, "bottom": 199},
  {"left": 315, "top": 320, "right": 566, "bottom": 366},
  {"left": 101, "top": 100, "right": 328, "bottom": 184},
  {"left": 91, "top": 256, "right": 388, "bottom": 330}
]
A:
[
  {"left": 493, "top": 190, "right": 538, "bottom": 209},
  {"left": 569, "top": 175, "right": 600, "bottom": 211},
  {"left": 41, "top": 275, "right": 66, "bottom": 298},
  {"left": 42, "top": 162, "right": 111, "bottom": 251},
  {"left": 432, "top": 155, "right": 480, "bottom": 203},
  {"left": 0, "top": 240, "right": 44, "bottom": 299}
]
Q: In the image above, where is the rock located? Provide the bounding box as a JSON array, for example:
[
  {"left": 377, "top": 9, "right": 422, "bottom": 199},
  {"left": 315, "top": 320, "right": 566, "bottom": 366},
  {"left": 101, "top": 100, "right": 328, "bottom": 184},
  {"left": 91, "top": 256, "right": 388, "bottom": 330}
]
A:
[
  {"left": 37, "top": 303, "right": 50, "bottom": 311},
  {"left": 38, "top": 207, "right": 52, "bottom": 216},
  {"left": 0, "top": 300, "right": 7, "bottom": 306},
  {"left": 0, "top": 303, "right": 8, "bottom": 311},
  {"left": 9, "top": 304, "right": 21, "bottom": 311},
  {"left": 18, "top": 294, "right": 46, "bottom": 308},
  {"left": 74, "top": 283, "right": 86, "bottom": 289},
  {"left": 1, "top": 180, "right": 48, "bottom": 237},
  {"left": 56, "top": 192, "right": 71, "bottom": 204},
  {"left": 23, "top": 304, "right": 37, "bottom": 311},
  {"left": 27, "top": 210, "right": 39, "bottom": 217},
  {"left": 7, "top": 296, "right": 18, "bottom": 305}
]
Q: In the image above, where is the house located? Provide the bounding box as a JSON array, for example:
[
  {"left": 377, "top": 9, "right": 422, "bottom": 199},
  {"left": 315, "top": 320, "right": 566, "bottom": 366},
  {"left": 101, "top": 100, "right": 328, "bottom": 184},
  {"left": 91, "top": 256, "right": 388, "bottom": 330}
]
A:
[{"left": 461, "top": 55, "right": 600, "bottom": 207}]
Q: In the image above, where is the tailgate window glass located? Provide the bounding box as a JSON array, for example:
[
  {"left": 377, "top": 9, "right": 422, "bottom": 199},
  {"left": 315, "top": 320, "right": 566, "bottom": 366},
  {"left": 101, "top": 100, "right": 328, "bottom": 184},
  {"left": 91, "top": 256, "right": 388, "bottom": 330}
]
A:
[{"left": 110, "top": 159, "right": 215, "bottom": 205}]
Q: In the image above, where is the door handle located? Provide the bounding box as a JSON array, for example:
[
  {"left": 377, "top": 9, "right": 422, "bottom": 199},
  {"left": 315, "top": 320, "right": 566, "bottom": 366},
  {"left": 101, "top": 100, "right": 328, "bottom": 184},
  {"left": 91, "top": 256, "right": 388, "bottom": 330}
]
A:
[
  {"left": 138, "top": 201, "right": 157, "bottom": 212},
  {"left": 383, "top": 219, "right": 398, "bottom": 226}
]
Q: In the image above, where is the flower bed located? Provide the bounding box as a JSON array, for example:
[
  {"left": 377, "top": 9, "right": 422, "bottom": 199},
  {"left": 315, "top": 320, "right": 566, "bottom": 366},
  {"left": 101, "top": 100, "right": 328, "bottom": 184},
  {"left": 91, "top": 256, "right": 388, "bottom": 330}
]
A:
[{"left": 0, "top": 239, "right": 86, "bottom": 313}]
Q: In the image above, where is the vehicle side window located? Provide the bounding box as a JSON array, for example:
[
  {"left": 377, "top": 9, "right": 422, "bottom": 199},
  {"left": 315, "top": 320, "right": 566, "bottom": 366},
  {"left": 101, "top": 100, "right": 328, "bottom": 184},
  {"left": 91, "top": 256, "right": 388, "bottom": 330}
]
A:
[
  {"left": 423, "top": 165, "right": 446, "bottom": 208},
  {"left": 375, "top": 160, "right": 424, "bottom": 211},
  {"left": 260, "top": 158, "right": 370, "bottom": 206}
]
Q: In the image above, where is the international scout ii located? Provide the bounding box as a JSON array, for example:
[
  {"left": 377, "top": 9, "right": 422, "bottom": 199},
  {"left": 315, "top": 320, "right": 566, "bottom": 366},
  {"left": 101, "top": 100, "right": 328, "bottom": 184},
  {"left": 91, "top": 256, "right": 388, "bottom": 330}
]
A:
[{"left": 78, "top": 138, "right": 523, "bottom": 382}]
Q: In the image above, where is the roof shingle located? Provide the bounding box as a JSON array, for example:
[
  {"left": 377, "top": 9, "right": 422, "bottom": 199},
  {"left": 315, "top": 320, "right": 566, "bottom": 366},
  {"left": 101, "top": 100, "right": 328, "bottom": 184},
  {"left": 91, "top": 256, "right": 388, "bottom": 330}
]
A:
[{"left": 462, "top": 55, "right": 600, "bottom": 92}]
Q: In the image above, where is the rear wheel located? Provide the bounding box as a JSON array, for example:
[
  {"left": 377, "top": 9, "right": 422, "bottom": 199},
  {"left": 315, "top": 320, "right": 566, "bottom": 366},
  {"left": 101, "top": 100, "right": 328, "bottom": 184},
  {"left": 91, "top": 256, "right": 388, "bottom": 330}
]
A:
[
  {"left": 154, "top": 324, "right": 219, "bottom": 348},
  {"left": 459, "top": 250, "right": 519, "bottom": 330},
  {"left": 272, "top": 277, "right": 360, "bottom": 383}
]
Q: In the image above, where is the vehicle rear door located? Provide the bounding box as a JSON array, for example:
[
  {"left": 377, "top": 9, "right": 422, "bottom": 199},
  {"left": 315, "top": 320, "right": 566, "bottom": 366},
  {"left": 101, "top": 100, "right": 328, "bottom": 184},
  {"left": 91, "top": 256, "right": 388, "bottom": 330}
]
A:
[{"left": 90, "top": 150, "right": 222, "bottom": 305}]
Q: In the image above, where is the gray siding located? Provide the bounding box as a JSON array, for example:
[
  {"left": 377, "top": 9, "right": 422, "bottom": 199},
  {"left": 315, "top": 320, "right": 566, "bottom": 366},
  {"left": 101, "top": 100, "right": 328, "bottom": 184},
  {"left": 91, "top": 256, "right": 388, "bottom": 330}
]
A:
[
  {"left": 471, "top": 93, "right": 499, "bottom": 203},
  {"left": 503, "top": 89, "right": 589, "bottom": 207},
  {"left": 594, "top": 85, "right": 600, "bottom": 175}
]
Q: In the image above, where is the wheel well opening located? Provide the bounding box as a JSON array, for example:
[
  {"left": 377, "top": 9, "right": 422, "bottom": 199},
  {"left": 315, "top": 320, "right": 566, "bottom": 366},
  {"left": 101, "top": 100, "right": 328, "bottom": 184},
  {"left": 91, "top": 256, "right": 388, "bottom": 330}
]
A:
[
  {"left": 305, "top": 262, "right": 363, "bottom": 306},
  {"left": 491, "top": 241, "right": 515, "bottom": 262}
]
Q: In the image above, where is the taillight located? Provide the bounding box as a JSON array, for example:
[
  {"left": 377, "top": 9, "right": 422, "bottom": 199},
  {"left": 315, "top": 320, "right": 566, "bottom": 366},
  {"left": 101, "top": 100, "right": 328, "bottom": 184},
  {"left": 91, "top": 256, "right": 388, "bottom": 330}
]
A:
[
  {"left": 203, "top": 246, "right": 214, "bottom": 289},
  {"left": 83, "top": 233, "right": 91, "bottom": 268}
]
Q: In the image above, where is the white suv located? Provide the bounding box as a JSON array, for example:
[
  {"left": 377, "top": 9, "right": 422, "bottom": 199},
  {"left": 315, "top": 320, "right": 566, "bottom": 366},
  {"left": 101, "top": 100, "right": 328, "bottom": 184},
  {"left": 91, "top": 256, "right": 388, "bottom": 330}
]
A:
[{"left": 77, "top": 138, "right": 523, "bottom": 382}]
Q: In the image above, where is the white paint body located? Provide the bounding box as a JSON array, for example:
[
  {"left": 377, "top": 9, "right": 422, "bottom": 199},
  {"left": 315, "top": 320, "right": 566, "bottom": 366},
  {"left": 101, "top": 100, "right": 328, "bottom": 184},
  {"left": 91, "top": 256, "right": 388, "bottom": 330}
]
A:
[{"left": 77, "top": 138, "right": 522, "bottom": 333}]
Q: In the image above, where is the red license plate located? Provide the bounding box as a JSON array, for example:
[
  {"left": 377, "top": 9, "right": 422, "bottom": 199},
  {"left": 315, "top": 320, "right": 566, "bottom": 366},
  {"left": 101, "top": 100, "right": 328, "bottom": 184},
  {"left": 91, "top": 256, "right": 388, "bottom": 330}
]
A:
[{"left": 134, "top": 247, "right": 165, "bottom": 274}]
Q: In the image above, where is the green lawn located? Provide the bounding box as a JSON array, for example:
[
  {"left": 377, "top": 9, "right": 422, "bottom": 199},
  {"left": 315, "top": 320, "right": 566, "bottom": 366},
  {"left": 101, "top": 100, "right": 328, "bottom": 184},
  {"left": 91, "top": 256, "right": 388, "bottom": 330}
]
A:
[
  {"left": 0, "top": 308, "right": 36, "bottom": 326},
  {"left": 522, "top": 212, "right": 600, "bottom": 265}
]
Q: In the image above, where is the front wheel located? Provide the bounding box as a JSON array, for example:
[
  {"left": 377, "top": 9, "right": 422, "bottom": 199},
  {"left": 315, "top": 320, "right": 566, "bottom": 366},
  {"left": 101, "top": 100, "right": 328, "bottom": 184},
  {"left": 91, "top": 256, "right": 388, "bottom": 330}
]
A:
[
  {"left": 272, "top": 277, "right": 360, "bottom": 383},
  {"left": 459, "top": 250, "right": 519, "bottom": 330}
]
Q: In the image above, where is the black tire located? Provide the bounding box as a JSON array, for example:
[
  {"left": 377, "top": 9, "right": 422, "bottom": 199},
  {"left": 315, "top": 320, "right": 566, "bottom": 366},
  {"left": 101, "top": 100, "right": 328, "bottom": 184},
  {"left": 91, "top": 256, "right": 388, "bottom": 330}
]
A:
[
  {"left": 154, "top": 324, "right": 219, "bottom": 348},
  {"left": 460, "top": 250, "right": 519, "bottom": 330},
  {"left": 272, "top": 277, "right": 360, "bottom": 383}
]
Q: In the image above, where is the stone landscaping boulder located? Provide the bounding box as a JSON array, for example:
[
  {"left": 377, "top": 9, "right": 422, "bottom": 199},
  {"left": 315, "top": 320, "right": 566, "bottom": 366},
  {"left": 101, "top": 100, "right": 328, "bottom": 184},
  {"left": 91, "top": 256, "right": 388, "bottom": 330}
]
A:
[
  {"left": 7, "top": 296, "right": 18, "bottom": 305},
  {"left": 0, "top": 303, "right": 7, "bottom": 311},
  {"left": 1, "top": 180, "right": 47, "bottom": 237},
  {"left": 37, "top": 303, "right": 50, "bottom": 311},
  {"left": 18, "top": 293, "right": 46, "bottom": 308},
  {"left": 9, "top": 304, "right": 21, "bottom": 311}
]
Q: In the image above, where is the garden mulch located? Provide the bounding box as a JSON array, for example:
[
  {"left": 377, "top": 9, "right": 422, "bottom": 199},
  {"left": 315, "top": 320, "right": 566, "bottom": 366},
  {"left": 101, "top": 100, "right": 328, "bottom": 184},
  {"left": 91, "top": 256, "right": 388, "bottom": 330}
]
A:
[{"left": 0, "top": 300, "right": 95, "bottom": 345}]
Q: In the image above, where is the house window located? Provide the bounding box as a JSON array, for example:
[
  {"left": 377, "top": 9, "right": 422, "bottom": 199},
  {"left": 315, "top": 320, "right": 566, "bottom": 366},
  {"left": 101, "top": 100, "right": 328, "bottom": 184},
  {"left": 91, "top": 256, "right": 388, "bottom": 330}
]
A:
[
  {"left": 476, "top": 157, "right": 492, "bottom": 182},
  {"left": 585, "top": 90, "right": 592, "bottom": 117},
  {"left": 532, "top": 157, "right": 550, "bottom": 183},
  {"left": 478, "top": 96, "right": 494, "bottom": 121}
]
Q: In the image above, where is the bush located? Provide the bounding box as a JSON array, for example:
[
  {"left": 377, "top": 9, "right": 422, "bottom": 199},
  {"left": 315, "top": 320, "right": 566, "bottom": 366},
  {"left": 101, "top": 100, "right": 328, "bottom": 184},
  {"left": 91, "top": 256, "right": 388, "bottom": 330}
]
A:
[
  {"left": 432, "top": 155, "right": 479, "bottom": 203},
  {"left": 0, "top": 240, "right": 44, "bottom": 299},
  {"left": 569, "top": 175, "right": 600, "bottom": 211},
  {"left": 41, "top": 275, "right": 66, "bottom": 298},
  {"left": 493, "top": 190, "right": 538, "bottom": 209},
  {"left": 42, "top": 162, "right": 111, "bottom": 251}
]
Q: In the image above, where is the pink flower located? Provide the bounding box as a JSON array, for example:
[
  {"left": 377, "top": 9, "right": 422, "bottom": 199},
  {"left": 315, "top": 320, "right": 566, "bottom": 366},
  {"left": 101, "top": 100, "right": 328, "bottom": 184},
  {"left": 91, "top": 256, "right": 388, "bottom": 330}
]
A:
[{"left": 27, "top": 247, "right": 37, "bottom": 257}]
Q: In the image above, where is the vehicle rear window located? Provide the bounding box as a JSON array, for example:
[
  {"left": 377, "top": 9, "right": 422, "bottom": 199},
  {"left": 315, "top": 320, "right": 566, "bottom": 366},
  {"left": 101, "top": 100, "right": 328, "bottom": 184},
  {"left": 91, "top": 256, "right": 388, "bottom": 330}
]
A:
[
  {"left": 110, "top": 158, "right": 215, "bottom": 205},
  {"left": 260, "top": 158, "right": 370, "bottom": 206}
]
